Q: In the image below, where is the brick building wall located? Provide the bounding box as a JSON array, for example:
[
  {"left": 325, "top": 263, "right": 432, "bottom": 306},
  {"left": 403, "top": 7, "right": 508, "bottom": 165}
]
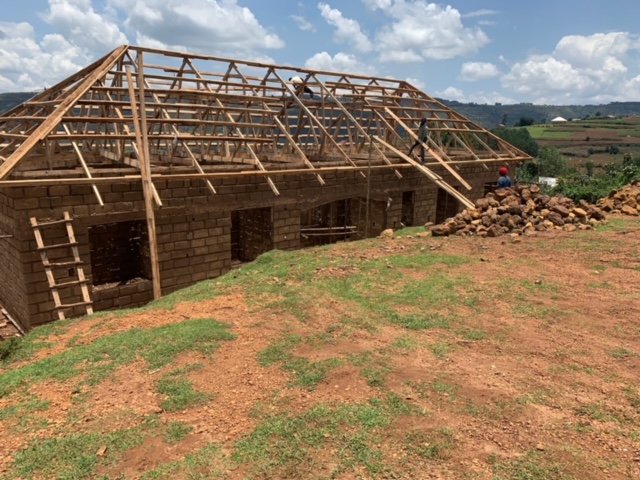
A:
[{"left": 0, "top": 162, "right": 510, "bottom": 330}]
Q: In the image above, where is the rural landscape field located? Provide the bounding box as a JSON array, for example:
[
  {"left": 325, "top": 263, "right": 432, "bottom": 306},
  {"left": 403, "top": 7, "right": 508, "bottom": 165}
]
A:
[{"left": 1, "top": 215, "right": 638, "bottom": 479}]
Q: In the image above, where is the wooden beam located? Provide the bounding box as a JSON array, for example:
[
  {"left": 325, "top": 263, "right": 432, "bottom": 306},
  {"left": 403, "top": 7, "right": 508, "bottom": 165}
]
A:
[
  {"left": 383, "top": 107, "right": 473, "bottom": 191},
  {"left": 62, "top": 124, "right": 104, "bottom": 206},
  {"left": 186, "top": 59, "right": 280, "bottom": 196},
  {"left": 311, "top": 73, "right": 402, "bottom": 179},
  {"left": 126, "top": 65, "right": 162, "bottom": 300},
  {"left": 373, "top": 136, "right": 475, "bottom": 210},
  {"left": 0, "top": 45, "right": 128, "bottom": 180}
]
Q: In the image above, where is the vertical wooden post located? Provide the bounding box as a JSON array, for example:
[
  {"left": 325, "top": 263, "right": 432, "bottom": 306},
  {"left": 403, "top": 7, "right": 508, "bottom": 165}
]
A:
[{"left": 126, "top": 59, "right": 162, "bottom": 299}]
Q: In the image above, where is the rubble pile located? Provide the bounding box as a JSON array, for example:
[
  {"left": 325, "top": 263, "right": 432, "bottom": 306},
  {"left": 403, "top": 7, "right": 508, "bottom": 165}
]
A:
[
  {"left": 431, "top": 185, "right": 607, "bottom": 238},
  {"left": 597, "top": 180, "right": 640, "bottom": 216}
]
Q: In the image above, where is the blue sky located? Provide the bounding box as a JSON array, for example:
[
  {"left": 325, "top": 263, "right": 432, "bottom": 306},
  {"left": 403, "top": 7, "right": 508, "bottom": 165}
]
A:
[{"left": 1, "top": 0, "right": 639, "bottom": 105}]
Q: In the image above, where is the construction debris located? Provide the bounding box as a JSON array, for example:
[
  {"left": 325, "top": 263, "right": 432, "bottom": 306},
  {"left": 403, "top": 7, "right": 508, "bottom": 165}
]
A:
[
  {"left": 597, "top": 180, "right": 640, "bottom": 216},
  {"left": 430, "top": 185, "right": 607, "bottom": 238}
]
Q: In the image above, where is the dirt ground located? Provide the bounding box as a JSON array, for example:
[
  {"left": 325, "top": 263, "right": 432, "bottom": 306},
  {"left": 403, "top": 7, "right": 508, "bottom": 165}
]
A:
[{"left": 0, "top": 215, "right": 639, "bottom": 479}]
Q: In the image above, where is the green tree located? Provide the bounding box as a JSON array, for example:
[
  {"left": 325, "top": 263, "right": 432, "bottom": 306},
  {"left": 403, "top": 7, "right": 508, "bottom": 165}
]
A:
[
  {"left": 490, "top": 127, "right": 539, "bottom": 157},
  {"left": 537, "top": 146, "right": 567, "bottom": 177},
  {"left": 514, "top": 116, "right": 535, "bottom": 127}
]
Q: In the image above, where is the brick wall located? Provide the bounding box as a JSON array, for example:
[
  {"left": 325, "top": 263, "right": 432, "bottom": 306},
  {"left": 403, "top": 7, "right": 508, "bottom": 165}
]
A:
[{"left": 0, "top": 161, "right": 516, "bottom": 329}]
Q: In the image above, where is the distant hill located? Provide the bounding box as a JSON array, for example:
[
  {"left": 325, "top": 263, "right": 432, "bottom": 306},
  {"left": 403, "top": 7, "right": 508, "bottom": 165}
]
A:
[
  {"left": 3, "top": 90, "right": 640, "bottom": 129},
  {"left": 436, "top": 99, "right": 640, "bottom": 129},
  {"left": 0, "top": 92, "right": 37, "bottom": 115}
]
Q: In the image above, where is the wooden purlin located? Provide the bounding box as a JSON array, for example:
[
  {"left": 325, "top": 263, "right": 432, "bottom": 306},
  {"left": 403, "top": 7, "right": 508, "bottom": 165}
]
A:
[
  {"left": 270, "top": 69, "right": 366, "bottom": 177},
  {"left": 185, "top": 58, "right": 280, "bottom": 196},
  {"left": 311, "top": 73, "right": 402, "bottom": 179},
  {"left": 372, "top": 136, "right": 475, "bottom": 210},
  {"left": 383, "top": 107, "right": 472, "bottom": 191},
  {"left": 0, "top": 45, "right": 129, "bottom": 180},
  {"left": 229, "top": 63, "right": 325, "bottom": 186}
]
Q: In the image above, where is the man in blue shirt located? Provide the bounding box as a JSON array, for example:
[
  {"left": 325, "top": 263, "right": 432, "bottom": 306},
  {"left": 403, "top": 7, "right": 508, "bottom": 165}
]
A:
[{"left": 497, "top": 167, "right": 512, "bottom": 188}]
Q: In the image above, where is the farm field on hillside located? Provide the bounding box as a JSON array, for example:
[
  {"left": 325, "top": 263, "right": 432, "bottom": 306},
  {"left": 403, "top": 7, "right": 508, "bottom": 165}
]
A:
[
  {"left": 527, "top": 118, "right": 640, "bottom": 168},
  {"left": 0, "top": 217, "right": 639, "bottom": 479}
]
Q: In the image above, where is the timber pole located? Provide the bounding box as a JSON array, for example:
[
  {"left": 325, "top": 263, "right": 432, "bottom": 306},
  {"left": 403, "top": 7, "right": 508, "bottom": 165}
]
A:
[{"left": 126, "top": 60, "right": 162, "bottom": 299}]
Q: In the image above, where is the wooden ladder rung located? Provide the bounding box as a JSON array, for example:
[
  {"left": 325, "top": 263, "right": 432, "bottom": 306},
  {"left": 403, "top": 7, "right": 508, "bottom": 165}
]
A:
[
  {"left": 34, "top": 218, "right": 73, "bottom": 227},
  {"left": 43, "top": 260, "right": 84, "bottom": 268},
  {"left": 55, "top": 301, "right": 93, "bottom": 310},
  {"left": 52, "top": 279, "right": 90, "bottom": 288},
  {"left": 37, "top": 242, "right": 78, "bottom": 251}
]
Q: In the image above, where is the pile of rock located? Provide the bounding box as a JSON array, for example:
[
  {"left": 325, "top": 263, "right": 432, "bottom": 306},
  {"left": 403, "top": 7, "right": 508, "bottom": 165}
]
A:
[
  {"left": 430, "top": 185, "right": 607, "bottom": 238},
  {"left": 597, "top": 180, "right": 640, "bottom": 216}
]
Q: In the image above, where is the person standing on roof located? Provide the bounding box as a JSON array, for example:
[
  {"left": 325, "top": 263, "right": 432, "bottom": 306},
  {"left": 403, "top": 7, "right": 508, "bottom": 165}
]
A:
[
  {"left": 497, "top": 167, "right": 512, "bottom": 188},
  {"left": 408, "top": 117, "right": 429, "bottom": 164},
  {"left": 289, "top": 76, "right": 314, "bottom": 99}
]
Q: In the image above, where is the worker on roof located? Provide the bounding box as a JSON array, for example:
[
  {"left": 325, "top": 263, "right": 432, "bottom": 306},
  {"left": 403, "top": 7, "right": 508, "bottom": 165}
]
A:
[
  {"left": 408, "top": 117, "right": 429, "bottom": 164},
  {"left": 289, "top": 75, "right": 314, "bottom": 99},
  {"left": 497, "top": 167, "right": 512, "bottom": 188}
]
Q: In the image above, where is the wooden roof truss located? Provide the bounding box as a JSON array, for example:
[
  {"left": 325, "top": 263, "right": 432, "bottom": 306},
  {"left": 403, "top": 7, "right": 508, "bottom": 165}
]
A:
[{"left": 0, "top": 45, "right": 532, "bottom": 208}]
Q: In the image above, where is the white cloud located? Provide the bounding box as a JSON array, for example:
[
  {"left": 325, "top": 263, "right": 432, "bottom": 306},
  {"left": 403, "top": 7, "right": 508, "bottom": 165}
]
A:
[
  {"left": 304, "top": 51, "right": 377, "bottom": 75},
  {"left": 42, "top": 0, "right": 128, "bottom": 53},
  {"left": 435, "top": 86, "right": 515, "bottom": 105},
  {"left": 501, "top": 32, "right": 640, "bottom": 103},
  {"left": 0, "top": 21, "right": 89, "bottom": 91},
  {"left": 405, "top": 76, "right": 425, "bottom": 90},
  {"left": 367, "top": 0, "right": 490, "bottom": 62},
  {"left": 318, "top": 3, "right": 372, "bottom": 53},
  {"left": 463, "top": 9, "right": 499, "bottom": 18},
  {"left": 290, "top": 15, "right": 316, "bottom": 32},
  {"left": 459, "top": 62, "right": 500, "bottom": 82},
  {"left": 107, "top": 0, "right": 284, "bottom": 57}
]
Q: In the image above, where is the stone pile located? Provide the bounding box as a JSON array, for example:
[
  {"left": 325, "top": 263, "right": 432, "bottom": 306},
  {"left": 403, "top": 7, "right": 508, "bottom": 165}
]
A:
[
  {"left": 430, "top": 185, "right": 607, "bottom": 238},
  {"left": 597, "top": 180, "right": 640, "bottom": 216}
]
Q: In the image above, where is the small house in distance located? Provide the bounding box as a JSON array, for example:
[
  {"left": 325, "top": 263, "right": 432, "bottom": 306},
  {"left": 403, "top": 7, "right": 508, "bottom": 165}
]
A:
[
  {"left": 551, "top": 116, "right": 568, "bottom": 124},
  {"left": 0, "top": 45, "right": 532, "bottom": 330}
]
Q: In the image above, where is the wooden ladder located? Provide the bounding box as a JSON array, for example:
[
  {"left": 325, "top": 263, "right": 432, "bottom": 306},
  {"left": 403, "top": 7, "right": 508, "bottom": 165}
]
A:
[{"left": 30, "top": 211, "right": 93, "bottom": 320}]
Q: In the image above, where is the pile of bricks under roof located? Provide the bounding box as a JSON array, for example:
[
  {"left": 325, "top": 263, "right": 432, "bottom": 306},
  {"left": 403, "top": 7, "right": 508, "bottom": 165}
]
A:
[{"left": 430, "top": 185, "right": 607, "bottom": 238}]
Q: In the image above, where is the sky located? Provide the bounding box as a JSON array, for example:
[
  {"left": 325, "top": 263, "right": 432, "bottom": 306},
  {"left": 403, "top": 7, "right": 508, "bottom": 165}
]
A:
[{"left": 1, "top": 0, "right": 639, "bottom": 105}]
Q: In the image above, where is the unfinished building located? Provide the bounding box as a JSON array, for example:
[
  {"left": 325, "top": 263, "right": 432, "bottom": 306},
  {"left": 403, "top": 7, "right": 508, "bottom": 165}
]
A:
[{"left": 0, "top": 45, "right": 531, "bottom": 331}]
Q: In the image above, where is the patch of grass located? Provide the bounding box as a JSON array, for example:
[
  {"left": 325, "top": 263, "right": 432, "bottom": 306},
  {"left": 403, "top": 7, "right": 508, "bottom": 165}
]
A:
[
  {"left": 460, "top": 328, "right": 486, "bottom": 341},
  {"left": 0, "top": 319, "right": 235, "bottom": 398},
  {"left": 490, "top": 451, "right": 574, "bottom": 480},
  {"left": 164, "top": 421, "right": 193, "bottom": 445},
  {"left": 141, "top": 443, "right": 230, "bottom": 479},
  {"left": 233, "top": 396, "right": 409, "bottom": 478},
  {"left": 392, "top": 335, "right": 419, "bottom": 351},
  {"left": 429, "top": 342, "right": 453, "bottom": 359},
  {"left": 157, "top": 377, "right": 210, "bottom": 412},
  {"left": 0, "top": 320, "right": 71, "bottom": 365},
  {"left": 576, "top": 403, "right": 619, "bottom": 423},
  {"left": 259, "top": 335, "right": 342, "bottom": 389},
  {"left": 516, "top": 389, "right": 553, "bottom": 406},
  {"left": 7, "top": 419, "right": 156, "bottom": 480},
  {"left": 405, "top": 427, "right": 455, "bottom": 461},
  {"left": 0, "top": 398, "right": 50, "bottom": 421},
  {"left": 258, "top": 335, "right": 302, "bottom": 367},
  {"left": 607, "top": 347, "right": 636, "bottom": 359},
  {"left": 284, "top": 357, "right": 343, "bottom": 389},
  {"left": 512, "top": 303, "right": 568, "bottom": 320},
  {"left": 389, "top": 312, "right": 453, "bottom": 330}
]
